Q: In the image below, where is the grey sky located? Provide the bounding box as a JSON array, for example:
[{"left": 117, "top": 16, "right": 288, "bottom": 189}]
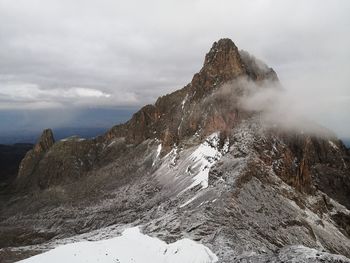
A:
[{"left": 0, "top": 0, "right": 349, "bottom": 138}]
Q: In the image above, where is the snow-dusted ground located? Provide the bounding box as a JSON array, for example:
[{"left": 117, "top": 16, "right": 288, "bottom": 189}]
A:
[
  {"left": 275, "top": 245, "right": 350, "bottom": 263},
  {"left": 9, "top": 120, "right": 350, "bottom": 263},
  {"left": 17, "top": 227, "right": 218, "bottom": 263},
  {"left": 186, "top": 133, "right": 229, "bottom": 190},
  {"left": 153, "top": 132, "right": 228, "bottom": 196}
]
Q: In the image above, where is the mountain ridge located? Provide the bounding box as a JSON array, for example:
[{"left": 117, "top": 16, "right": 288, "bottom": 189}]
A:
[
  {"left": 1, "top": 38, "right": 349, "bottom": 263},
  {"left": 104, "top": 39, "right": 278, "bottom": 148}
]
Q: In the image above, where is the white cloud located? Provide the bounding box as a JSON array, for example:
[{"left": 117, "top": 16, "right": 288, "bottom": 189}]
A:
[
  {"left": 62, "top": 87, "right": 111, "bottom": 98},
  {"left": 0, "top": 81, "right": 137, "bottom": 109}
]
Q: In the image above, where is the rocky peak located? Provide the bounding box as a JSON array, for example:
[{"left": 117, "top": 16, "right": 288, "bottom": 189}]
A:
[
  {"left": 190, "top": 39, "right": 246, "bottom": 98},
  {"left": 105, "top": 38, "right": 279, "bottom": 147},
  {"left": 16, "top": 129, "right": 55, "bottom": 185},
  {"left": 239, "top": 50, "right": 278, "bottom": 81},
  {"left": 33, "top": 129, "right": 55, "bottom": 154},
  {"left": 203, "top": 38, "right": 245, "bottom": 77}
]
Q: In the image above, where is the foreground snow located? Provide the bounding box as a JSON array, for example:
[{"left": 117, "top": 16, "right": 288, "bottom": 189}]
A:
[{"left": 18, "top": 227, "right": 218, "bottom": 263}]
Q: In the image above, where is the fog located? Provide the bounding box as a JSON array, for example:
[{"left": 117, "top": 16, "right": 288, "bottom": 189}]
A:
[{"left": 237, "top": 79, "right": 337, "bottom": 137}]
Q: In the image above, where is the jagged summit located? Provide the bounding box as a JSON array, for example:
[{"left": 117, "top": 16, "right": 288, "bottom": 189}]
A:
[
  {"left": 202, "top": 38, "right": 245, "bottom": 77},
  {"left": 199, "top": 38, "right": 277, "bottom": 85},
  {"left": 17, "top": 129, "right": 55, "bottom": 184},
  {"left": 33, "top": 129, "right": 55, "bottom": 153},
  {"left": 191, "top": 38, "right": 277, "bottom": 97},
  {"left": 105, "top": 38, "right": 278, "bottom": 147}
]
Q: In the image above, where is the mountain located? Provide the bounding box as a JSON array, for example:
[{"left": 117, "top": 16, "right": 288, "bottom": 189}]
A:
[
  {"left": 0, "top": 39, "right": 349, "bottom": 263},
  {"left": 0, "top": 127, "right": 121, "bottom": 145},
  {"left": 0, "top": 108, "right": 136, "bottom": 145},
  {"left": 0, "top": 143, "right": 33, "bottom": 190}
]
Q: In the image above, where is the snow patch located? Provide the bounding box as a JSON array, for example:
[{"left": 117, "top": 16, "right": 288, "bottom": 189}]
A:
[
  {"left": 181, "top": 94, "right": 188, "bottom": 110},
  {"left": 60, "top": 136, "right": 85, "bottom": 142},
  {"left": 186, "top": 133, "right": 223, "bottom": 190},
  {"left": 179, "top": 194, "right": 200, "bottom": 208},
  {"left": 152, "top": 143, "right": 162, "bottom": 166},
  {"left": 18, "top": 227, "right": 218, "bottom": 263},
  {"left": 328, "top": 140, "right": 339, "bottom": 150},
  {"left": 328, "top": 140, "right": 347, "bottom": 168},
  {"left": 106, "top": 140, "right": 116, "bottom": 148},
  {"left": 152, "top": 133, "right": 229, "bottom": 199}
]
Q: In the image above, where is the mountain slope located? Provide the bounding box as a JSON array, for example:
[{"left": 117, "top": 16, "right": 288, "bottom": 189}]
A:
[
  {"left": 0, "top": 39, "right": 349, "bottom": 263},
  {"left": 0, "top": 143, "right": 33, "bottom": 189}
]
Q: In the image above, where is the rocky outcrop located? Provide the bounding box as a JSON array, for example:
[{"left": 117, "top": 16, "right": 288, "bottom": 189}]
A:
[
  {"left": 32, "top": 129, "right": 55, "bottom": 154},
  {"left": 106, "top": 39, "right": 279, "bottom": 148},
  {"left": 16, "top": 132, "right": 101, "bottom": 190},
  {"left": 239, "top": 50, "right": 278, "bottom": 81},
  {"left": 16, "top": 129, "right": 55, "bottom": 186}
]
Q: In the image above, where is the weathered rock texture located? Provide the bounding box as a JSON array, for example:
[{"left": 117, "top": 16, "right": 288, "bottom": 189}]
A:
[
  {"left": 16, "top": 129, "right": 55, "bottom": 187},
  {"left": 0, "top": 39, "right": 349, "bottom": 263},
  {"left": 105, "top": 39, "right": 278, "bottom": 147}
]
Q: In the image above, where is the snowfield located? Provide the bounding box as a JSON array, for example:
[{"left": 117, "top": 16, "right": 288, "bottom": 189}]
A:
[
  {"left": 186, "top": 132, "right": 227, "bottom": 190},
  {"left": 18, "top": 227, "right": 218, "bottom": 263},
  {"left": 154, "top": 132, "right": 228, "bottom": 196}
]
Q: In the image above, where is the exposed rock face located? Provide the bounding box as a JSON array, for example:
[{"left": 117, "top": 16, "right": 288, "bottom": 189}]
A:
[
  {"left": 16, "top": 129, "right": 55, "bottom": 187},
  {"left": 33, "top": 129, "right": 55, "bottom": 153},
  {"left": 16, "top": 132, "right": 101, "bottom": 190},
  {"left": 106, "top": 39, "right": 278, "bottom": 148},
  {"left": 1, "top": 39, "right": 349, "bottom": 263}
]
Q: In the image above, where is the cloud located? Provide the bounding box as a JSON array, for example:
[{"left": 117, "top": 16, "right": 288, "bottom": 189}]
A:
[
  {"left": 0, "top": 82, "right": 119, "bottom": 109},
  {"left": 0, "top": 0, "right": 349, "bottom": 138},
  {"left": 205, "top": 73, "right": 350, "bottom": 140},
  {"left": 61, "top": 88, "right": 111, "bottom": 99},
  {"left": 235, "top": 79, "right": 337, "bottom": 137}
]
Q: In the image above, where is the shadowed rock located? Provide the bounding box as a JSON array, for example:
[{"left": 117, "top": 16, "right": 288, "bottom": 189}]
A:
[{"left": 16, "top": 129, "right": 55, "bottom": 188}]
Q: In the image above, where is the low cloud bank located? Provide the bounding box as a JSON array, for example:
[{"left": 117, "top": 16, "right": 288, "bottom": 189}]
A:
[{"left": 214, "top": 78, "right": 347, "bottom": 139}]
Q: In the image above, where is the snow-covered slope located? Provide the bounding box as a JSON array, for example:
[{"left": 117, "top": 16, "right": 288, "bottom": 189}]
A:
[
  {"left": 18, "top": 227, "right": 218, "bottom": 263},
  {"left": 153, "top": 133, "right": 228, "bottom": 194}
]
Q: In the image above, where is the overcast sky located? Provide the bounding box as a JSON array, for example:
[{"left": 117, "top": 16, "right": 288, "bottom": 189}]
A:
[{"left": 0, "top": 0, "right": 349, "bottom": 139}]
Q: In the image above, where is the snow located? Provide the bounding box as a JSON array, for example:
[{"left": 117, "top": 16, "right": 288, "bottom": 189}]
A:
[
  {"left": 18, "top": 227, "right": 218, "bottom": 263},
  {"left": 177, "top": 94, "right": 189, "bottom": 135},
  {"left": 179, "top": 194, "right": 200, "bottom": 208},
  {"left": 178, "top": 116, "right": 184, "bottom": 134},
  {"left": 328, "top": 140, "right": 338, "bottom": 150},
  {"left": 181, "top": 94, "right": 188, "bottom": 110},
  {"left": 152, "top": 143, "right": 162, "bottom": 166},
  {"left": 278, "top": 245, "right": 350, "bottom": 263},
  {"left": 60, "top": 136, "right": 86, "bottom": 142},
  {"left": 328, "top": 140, "right": 347, "bottom": 168},
  {"left": 163, "top": 145, "right": 179, "bottom": 167},
  {"left": 106, "top": 140, "right": 117, "bottom": 148},
  {"left": 222, "top": 138, "right": 230, "bottom": 154},
  {"left": 152, "top": 132, "right": 230, "bottom": 205},
  {"left": 186, "top": 133, "right": 222, "bottom": 190}
]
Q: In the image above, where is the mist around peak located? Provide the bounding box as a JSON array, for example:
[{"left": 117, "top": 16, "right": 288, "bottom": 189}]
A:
[{"left": 208, "top": 77, "right": 338, "bottom": 139}]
